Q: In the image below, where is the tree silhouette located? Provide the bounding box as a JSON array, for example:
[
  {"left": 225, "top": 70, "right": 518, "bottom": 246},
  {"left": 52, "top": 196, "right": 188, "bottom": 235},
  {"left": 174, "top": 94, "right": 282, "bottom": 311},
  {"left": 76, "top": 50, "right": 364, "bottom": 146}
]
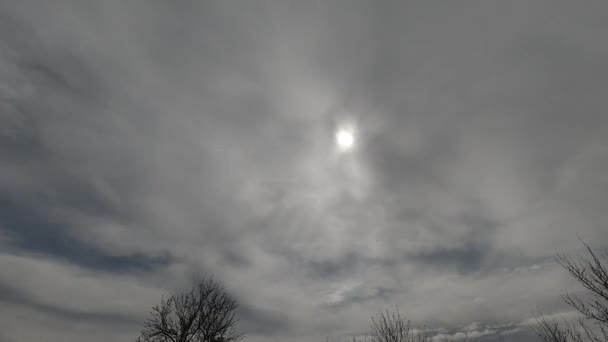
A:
[
  {"left": 137, "top": 276, "right": 243, "bottom": 342},
  {"left": 370, "top": 309, "right": 427, "bottom": 342},
  {"left": 534, "top": 241, "right": 608, "bottom": 342}
]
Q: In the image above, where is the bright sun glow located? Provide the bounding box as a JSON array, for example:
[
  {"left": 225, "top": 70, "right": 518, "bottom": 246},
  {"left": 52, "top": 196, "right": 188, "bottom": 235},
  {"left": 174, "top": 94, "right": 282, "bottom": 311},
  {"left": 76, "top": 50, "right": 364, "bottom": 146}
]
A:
[{"left": 335, "top": 128, "right": 355, "bottom": 151}]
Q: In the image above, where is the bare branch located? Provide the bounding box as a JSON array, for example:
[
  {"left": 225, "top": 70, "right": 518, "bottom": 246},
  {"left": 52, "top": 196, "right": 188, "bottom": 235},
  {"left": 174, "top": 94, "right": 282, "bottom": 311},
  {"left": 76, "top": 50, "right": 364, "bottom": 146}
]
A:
[
  {"left": 370, "top": 309, "right": 426, "bottom": 342},
  {"left": 534, "top": 240, "right": 608, "bottom": 342},
  {"left": 138, "top": 276, "right": 243, "bottom": 342}
]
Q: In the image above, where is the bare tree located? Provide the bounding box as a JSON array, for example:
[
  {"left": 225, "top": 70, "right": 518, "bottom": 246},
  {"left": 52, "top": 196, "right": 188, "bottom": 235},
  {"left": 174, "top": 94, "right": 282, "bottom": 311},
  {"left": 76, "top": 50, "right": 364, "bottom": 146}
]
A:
[
  {"left": 137, "top": 276, "right": 243, "bottom": 342},
  {"left": 370, "top": 309, "right": 427, "bottom": 342},
  {"left": 534, "top": 240, "right": 608, "bottom": 342}
]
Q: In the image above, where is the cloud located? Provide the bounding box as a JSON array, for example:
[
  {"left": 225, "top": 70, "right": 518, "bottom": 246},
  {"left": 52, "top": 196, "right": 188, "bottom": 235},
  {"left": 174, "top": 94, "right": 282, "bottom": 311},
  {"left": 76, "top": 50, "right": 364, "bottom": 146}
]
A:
[{"left": 1, "top": 1, "right": 608, "bottom": 341}]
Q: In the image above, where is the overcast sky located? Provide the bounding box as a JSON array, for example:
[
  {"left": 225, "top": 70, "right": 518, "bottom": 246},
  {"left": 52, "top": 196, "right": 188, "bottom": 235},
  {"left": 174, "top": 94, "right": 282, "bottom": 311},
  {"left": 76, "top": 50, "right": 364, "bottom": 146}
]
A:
[{"left": 1, "top": 1, "right": 608, "bottom": 342}]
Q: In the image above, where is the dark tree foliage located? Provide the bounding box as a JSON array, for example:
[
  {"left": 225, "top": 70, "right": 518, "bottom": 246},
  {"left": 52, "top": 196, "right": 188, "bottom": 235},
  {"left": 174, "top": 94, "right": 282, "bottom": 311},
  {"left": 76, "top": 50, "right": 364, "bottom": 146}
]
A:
[
  {"left": 534, "top": 241, "right": 608, "bottom": 342},
  {"left": 137, "top": 276, "right": 243, "bottom": 342}
]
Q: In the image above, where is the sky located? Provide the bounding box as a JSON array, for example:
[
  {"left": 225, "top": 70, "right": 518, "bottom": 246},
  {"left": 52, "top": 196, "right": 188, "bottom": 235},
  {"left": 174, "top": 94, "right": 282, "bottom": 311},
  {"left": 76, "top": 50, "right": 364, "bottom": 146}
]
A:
[{"left": 1, "top": 1, "right": 608, "bottom": 341}]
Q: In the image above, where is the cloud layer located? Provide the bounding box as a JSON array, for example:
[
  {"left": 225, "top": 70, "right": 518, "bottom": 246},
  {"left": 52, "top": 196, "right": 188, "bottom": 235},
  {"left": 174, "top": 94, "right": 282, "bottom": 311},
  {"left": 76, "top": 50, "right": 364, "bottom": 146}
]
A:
[{"left": 1, "top": 1, "right": 608, "bottom": 342}]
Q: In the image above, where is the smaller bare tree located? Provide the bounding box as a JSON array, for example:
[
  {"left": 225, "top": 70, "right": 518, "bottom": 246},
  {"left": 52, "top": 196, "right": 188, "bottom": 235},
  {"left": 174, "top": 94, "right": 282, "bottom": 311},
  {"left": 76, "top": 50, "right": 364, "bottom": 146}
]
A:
[
  {"left": 533, "top": 240, "right": 608, "bottom": 342},
  {"left": 532, "top": 313, "right": 587, "bottom": 342},
  {"left": 370, "top": 309, "right": 427, "bottom": 342},
  {"left": 137, "top": 276, "right": 243, "bottom": 342}
]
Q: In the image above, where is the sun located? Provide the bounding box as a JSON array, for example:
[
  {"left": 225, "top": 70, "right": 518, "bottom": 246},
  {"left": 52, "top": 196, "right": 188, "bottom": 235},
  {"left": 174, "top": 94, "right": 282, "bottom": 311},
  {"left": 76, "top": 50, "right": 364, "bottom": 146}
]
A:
[{"left": 335, "top": 128, "right": 356, "bottom": 151}]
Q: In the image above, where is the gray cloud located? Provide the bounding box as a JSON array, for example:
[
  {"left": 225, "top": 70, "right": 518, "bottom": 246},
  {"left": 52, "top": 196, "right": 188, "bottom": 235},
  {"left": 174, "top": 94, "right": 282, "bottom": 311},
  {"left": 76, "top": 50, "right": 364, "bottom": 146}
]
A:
[
  {"left": 0, "top": 282, "right": 139, "bottom": 328},
  {"left": 1, "top": 1, "right": 608, "bottom": 342}
]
